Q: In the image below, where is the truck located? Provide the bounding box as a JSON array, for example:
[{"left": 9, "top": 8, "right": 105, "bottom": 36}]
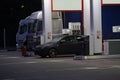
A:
[{"left": 16, "top": 11, "right": 63, "bottom": 51}]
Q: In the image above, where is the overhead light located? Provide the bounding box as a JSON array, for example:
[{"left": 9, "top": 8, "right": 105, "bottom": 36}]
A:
[{"left": 21, "top": 5, "right": 24, "bottom": 8}]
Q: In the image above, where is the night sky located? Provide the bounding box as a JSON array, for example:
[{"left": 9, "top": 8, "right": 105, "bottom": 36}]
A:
[{"left": 0, "top": 0, "right": 42, "bottom": 49}]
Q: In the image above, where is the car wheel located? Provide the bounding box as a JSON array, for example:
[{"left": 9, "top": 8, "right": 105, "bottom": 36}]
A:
[{"left": 48, "top": 49, "right": 57, "bottom": 58}]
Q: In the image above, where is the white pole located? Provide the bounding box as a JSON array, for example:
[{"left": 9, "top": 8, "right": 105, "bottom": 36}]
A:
[
  {"left": 84, "top": 0, "right": 94, "bottom": 55},
  {"left": 92, "top": 0, "right": 102, "bottom": 54},
  {"left": 42, "top": 0, "right": 52, "bottom": 43}
]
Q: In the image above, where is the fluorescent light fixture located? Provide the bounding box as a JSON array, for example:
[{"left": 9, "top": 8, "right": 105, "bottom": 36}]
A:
[
  {"left": 103, "top": 0, "right": 120, "bottom": 4},
  {"left": 52, "top": 0, "right": 82, "bottom": 11}
]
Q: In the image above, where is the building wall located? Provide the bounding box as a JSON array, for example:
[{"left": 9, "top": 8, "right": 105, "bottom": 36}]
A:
[
  {"left": 102, "top": 6, "right": 120, "bottom": 39},
  {"left": 64, "top": 6, "right": 120, "bottom": 40},
  {"left": 64, "top": 12, "right": 83, "bottom": 29}
]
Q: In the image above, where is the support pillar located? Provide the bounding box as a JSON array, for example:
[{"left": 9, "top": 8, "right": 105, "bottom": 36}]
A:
[
  {"left": 92, "top": 0, "right": 102, "bottom": 54},
  {"left": 42, "top": 0, "right": 52, "bottom": 43},
  {"left": 84, "top": 0, "right": 94, "bottom": 55},
  {"left": 83, "top": 0, "right": 102, "bottom": 55}
]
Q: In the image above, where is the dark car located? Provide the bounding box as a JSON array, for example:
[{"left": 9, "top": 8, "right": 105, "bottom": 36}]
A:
[{"left": 34, "top": 35, "right": 89, "bottom": 57}]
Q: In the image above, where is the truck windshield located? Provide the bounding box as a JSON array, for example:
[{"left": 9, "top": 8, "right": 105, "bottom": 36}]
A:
[
  {"left": 19, "top": 24, "right": 27, "bottom": 34},
  {"left": 37, "top": 20, "right": 42, "bottom": 31},
  {"left": 28, "top": 22, "right": 36, "bottom": 33}
]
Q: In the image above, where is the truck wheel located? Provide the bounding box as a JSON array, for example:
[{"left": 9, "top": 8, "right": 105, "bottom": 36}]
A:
[{"left": 48, "top": 49, "right": 57, "bottom": 58}]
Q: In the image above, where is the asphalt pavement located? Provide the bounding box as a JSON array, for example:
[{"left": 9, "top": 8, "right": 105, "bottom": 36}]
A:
[
  {"left": 0, "top": 50, "right": 120, "bottom": 60},
  {"left": 0, "top": 50, "right": 120, "bottom": 80}
]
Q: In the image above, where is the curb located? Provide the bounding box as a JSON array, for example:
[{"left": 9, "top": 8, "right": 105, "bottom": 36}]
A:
[{"left": 73, "top": 55, "right": 120, "bottom": 60}]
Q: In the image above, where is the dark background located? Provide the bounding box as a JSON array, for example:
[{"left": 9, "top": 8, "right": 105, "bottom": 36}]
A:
[{"left": 0, "top": 0, "right": 42, "bottom": 49}]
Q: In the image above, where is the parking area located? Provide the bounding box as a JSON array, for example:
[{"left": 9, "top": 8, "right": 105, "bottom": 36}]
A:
[{"left": 0, "top": 51, "right": 120, "bottom": 80}]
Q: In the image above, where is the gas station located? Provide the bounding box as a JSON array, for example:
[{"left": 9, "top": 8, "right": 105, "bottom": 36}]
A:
[
  {"left": 0, "top": 1, "right": 120, "bottom": 79},
  {"left": 42, "top": 0, "right": 120, "bottom": 56}
]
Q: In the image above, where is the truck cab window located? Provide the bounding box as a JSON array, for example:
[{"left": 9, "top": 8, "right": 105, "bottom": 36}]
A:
[
  {"left": 19, "top": 24, "right": 27, "bottom": 34},
  {"left": 28, "top": 22, "right": 36, "bottom": 33}
]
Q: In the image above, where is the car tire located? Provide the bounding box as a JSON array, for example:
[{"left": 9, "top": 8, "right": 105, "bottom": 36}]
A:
[{"left": 48, "top": 49, "right": 57, "bottom": 58}]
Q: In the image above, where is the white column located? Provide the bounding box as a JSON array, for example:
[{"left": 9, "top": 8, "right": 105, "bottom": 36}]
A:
[
  {"left": 42, "top": 0, "right": 52, "bottom": 43},
  {"left": 84, "top": 0, "right": 102, "bottom": 55},
  {"left": 84, "top": 0, "right": 94, "bottom": 55},
  {"left": 92, "top": 0, "right": 102, "bottom": 54}
]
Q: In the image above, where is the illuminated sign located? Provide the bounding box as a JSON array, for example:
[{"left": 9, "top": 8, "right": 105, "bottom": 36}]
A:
[
  {"left": 51, "top": 0, "right": 82, "bottom": 11},
  {"left": 103, "top": 0, "right": 120, "bottom": 4},
  {"left": 113, "top": 26, "right": 120, "bottom": 32}
]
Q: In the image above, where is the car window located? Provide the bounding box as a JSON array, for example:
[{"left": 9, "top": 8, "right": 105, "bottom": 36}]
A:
[{"left": 62, "top": 36, "right": 75, "bottom": 42}]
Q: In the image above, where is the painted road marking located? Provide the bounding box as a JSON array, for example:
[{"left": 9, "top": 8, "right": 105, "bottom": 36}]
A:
[
  {"left": 5, "top": 57, "right": 20, "bottom": 59},
  {"left": 0, "top": 56, "right": 20, "bottom": 59},
  {"left": 24, "top": 61, "right": 37, "bottom": 64},
  {"left": 83, "top": 67, "right": 100, "bottom": 70},
  {"left": 0, "top": 61, "right": 38, "bottom": 65},
  {"left": 49, "top": 60, "right": 65, "bottom": 62},
  {"left": 111, "top": 65, "right": 120, "bottom": 68},
  {"left": 46, "top": 65, "right": 120, "bottom": 72},
  {"left": 2, "top": 79, "right": 15, "bottom": 80}
]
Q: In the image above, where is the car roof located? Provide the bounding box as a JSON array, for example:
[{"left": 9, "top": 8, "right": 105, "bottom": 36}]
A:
[{"left": 63, "top": 35, "right": 82, "bottom": 37}]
